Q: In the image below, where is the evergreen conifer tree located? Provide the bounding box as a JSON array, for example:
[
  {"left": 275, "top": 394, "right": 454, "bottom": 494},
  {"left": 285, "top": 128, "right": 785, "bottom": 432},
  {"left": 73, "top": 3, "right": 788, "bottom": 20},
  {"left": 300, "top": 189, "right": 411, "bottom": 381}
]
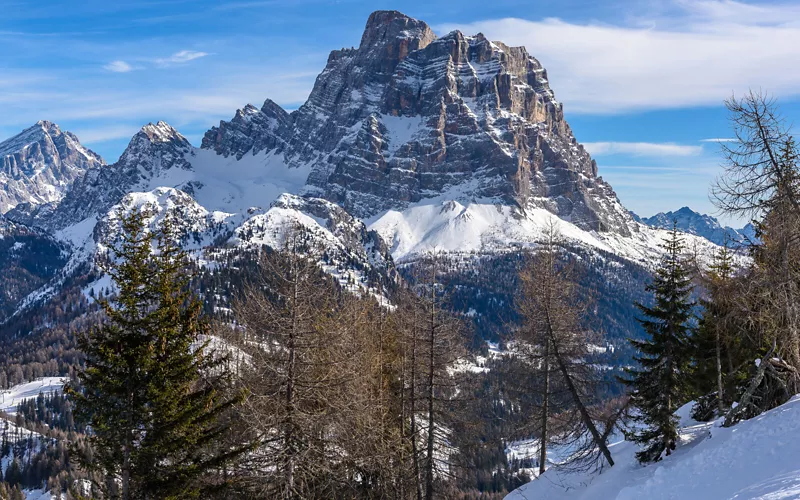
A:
[
  {"left": 691, "top": 244, "right": 747, "bottom": 419},
  {"left": 68, "top": 208, "right": 246, "bottom": 499},
  {"left": 623, "top": 224, "right": 695, "bottom": 463}
]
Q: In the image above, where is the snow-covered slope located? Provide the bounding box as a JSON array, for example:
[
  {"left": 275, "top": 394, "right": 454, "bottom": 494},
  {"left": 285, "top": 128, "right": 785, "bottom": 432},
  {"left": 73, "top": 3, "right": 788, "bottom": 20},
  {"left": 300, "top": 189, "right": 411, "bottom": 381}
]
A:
[
  {"left": 0, "top": 378, "right": 66, "bottom": 500},
  {"left": 507, "top": 397, "right": 800, "bottom": 500},
  {"left": 369, "top": 197, "right": 719, "bottom": 267},
  {"left": 0, "top": 377, "right": 66, "bottom": 416},
  {"left": 0, "top": 216, "right": 68, "bottom": 318}
]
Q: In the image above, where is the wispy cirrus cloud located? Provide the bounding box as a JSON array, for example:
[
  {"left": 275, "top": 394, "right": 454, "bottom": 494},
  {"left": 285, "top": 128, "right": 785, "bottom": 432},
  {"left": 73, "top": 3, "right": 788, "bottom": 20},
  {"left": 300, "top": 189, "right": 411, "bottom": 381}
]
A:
[
  {"left": 103, "top": 50, "right": 210, "bottom": 72},
  {"left": 154, "top": 50, "right": 210, "bottom": 67},
  {"left": 583, "top": 141, "right": 703, "bottom": 157},
  {"left": 599, "top": 161, "right": 726, "bottom": 220},
  {"left": 438, "top": 0, "right": 800, "bottom": 114},
  {"left": 700, "top": 138, "right": 738, "bottom": 142},
  {"left": 103, "top": 60, "right": 136, "bottom": 73}
]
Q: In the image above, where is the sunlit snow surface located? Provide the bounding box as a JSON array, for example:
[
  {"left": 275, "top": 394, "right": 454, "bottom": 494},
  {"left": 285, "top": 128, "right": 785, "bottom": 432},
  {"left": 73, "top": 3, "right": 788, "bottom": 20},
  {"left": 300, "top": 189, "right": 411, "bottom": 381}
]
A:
[
  {"left": 368, "top": 197, "right": 720, "bottom": 266},
  {"left": 506, "top": 396, "right": 800, "bottom": 500},
  {"left": 0, "top": 377, "right": 66, "bottom": 416}
]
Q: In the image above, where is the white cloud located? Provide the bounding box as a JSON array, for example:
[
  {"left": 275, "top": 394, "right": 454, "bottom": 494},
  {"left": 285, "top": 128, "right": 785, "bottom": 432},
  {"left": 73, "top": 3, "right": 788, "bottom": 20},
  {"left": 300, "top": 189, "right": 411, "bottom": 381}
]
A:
[
  {"left": 103, "top": 60, "right": 134, "bottom": 73},
  {"left": 154, "top": 50, "right": 209, "bottom": 67},
  {"left": 700, "top": 138, "right": 738, "bottom": 142},
  {"left": 438, "top": 1, "right": 800, "bottom": 114},
  {"left": 583, "top": 141, "right": 703, "bottom": 157}
]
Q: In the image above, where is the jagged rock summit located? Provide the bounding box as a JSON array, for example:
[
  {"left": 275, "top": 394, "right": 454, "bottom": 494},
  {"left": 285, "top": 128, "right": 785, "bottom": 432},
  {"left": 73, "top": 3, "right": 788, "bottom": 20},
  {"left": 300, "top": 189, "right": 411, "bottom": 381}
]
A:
[
  {"left": 203, "top": 10, "right": 634, "bottom": 236},
  {"left": 0, "top": 120, "right": 105, "bottom": 213}
]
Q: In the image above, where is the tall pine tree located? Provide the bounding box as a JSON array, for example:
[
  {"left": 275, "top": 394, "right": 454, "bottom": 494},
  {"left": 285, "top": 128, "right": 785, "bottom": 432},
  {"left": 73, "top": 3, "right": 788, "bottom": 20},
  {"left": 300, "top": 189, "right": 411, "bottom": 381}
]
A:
[
  {"left": 623, "top": 224, "right": 695, "bottom": 463},
  {"left": 68, "top": 208, "right": 246, "bottom": 499}
]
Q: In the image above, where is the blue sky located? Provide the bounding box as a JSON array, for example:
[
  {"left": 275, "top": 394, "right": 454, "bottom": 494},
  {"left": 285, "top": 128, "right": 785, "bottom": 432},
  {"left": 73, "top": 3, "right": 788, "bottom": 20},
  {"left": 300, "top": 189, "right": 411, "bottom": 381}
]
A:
[{"left": 3, "top": 0, "right": 800, "bottom": 224}]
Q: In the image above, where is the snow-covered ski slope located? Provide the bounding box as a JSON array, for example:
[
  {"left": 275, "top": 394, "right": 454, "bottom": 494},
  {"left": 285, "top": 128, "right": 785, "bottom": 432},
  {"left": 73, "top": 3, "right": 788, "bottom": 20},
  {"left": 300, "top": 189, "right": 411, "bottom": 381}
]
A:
[
  {"left": 0, "top": 377, "right": 66, "bottom": 416},
  {"left": 507, "top": 397, "right": 800, "bottom": 500}
]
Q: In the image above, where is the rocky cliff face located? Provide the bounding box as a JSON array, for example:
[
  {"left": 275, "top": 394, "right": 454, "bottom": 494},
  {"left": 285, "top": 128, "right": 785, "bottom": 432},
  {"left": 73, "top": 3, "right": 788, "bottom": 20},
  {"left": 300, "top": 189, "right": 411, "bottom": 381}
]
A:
[
  {"left": 202, "top": 10, "right": 634, "bottom": 235},
  {"left": 0, "top": 121, "right": 105, "bottom": 213}
]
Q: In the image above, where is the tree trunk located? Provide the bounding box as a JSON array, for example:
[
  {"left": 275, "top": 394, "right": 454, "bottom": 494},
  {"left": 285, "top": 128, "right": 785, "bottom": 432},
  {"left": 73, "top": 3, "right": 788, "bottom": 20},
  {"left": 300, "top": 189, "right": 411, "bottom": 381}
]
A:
[
  {"left": 716, "top": 326, "right": 725, "bottom": 415},
  {"left": 122, "top": 439, "right": 131, "bottom": 500},
  {"left": 285, "top": 257, "right": 298, "bottom": 499},
  {"left": 724, "top": 343, "right": 775, "bottom": 427},
  {"left": 425, "top": 284, "right": 436, "bottom": 500},
  {"left": 410, "top": 313, "right": 422, "bottom": 500},
  {"left": 548, "top": 328, "right": 615, "bottom": 467},
  {"left": 399, "top": 343, "right": 407, "bottom": 500},
  {"left": 122, "top": 382, "right": 133, "bottom": 500},
  {"left": 539, "top": 336, "right": 550, "bottom": 476}
]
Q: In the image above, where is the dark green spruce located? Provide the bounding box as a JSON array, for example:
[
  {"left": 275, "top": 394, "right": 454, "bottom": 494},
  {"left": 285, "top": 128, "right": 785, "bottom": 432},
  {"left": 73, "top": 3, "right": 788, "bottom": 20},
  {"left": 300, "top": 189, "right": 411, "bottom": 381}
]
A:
[
  {"left": 622, "top": 224, "right": 695, "bottom": 463},
  {"left": 67, "top": 209, "right": 247, "bottom": 500}
]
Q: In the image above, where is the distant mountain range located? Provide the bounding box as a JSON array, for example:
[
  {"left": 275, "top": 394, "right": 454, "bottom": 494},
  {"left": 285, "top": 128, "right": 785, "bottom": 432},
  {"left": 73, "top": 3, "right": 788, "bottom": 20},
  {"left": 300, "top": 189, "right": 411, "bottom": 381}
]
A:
[
  {"left": 632, "top": 206, "right": 756, "bottom": 247},
  {"left": 0, "top": 10, "right": 727, "bottom": 348}
]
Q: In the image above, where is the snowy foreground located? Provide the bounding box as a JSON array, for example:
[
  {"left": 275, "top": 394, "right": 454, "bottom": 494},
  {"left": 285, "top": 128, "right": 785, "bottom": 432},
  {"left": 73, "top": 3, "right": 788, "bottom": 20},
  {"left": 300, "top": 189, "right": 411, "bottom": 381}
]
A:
[{"left": 507, "top": 396, "right": 800, "bottom": 500}]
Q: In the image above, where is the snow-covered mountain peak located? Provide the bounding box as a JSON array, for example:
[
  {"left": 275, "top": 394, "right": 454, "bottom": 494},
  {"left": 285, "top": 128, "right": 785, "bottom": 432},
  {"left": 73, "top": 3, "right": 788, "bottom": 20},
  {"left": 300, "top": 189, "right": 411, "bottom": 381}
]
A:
[
  {"left": 0, "top": 121, "right": 58, "bottom": 157},
  {"left": 1, "top": 121, "right": 103, "bottom": 168},
  {"left": 137, "top": 121, "right": 190, "bottom": 146},
  {"left": 0, "top": 121, "right": 105, "bottom": 213},
  {"left": 119, "top": 122, "right": 192, "bottom": 171}
]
